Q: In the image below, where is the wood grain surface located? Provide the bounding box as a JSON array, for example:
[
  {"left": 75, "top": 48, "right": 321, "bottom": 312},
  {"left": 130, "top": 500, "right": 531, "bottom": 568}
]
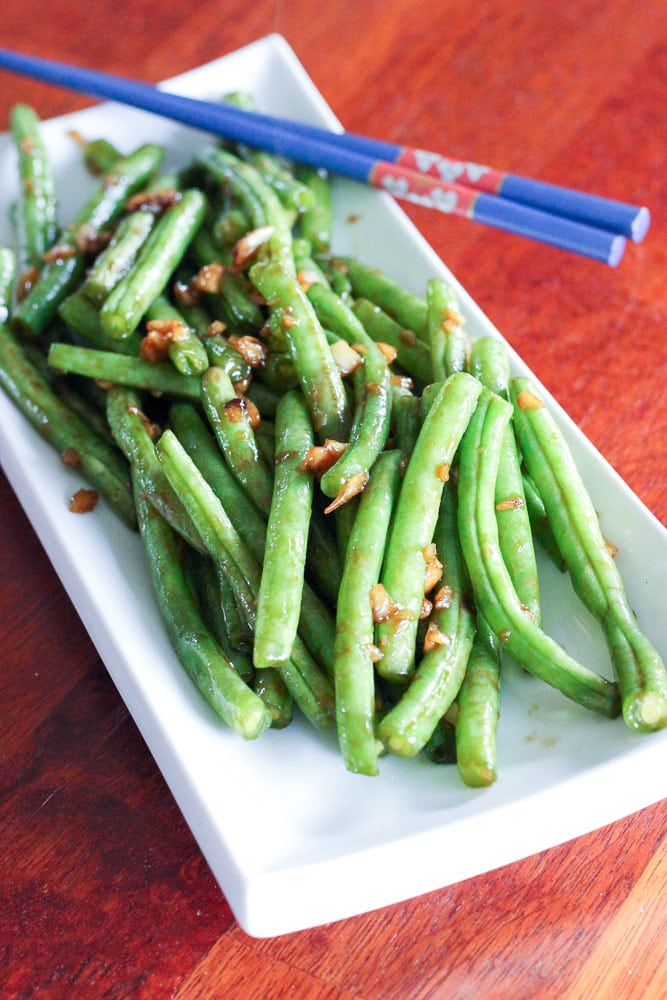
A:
[{"left": 0, "top": 2, "right": 665, "bottom": 997}]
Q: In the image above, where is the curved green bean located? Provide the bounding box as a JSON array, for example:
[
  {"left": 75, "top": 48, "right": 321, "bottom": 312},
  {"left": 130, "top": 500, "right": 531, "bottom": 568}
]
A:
[
  {"left": 457, "top": 387, "right": 620, "bottom": 717},
  {"left": 133, "top": 476, "right": 271, "bottom": 740},
  {"left": 510, "top": 377, "right": 667, "bottom": 731}
]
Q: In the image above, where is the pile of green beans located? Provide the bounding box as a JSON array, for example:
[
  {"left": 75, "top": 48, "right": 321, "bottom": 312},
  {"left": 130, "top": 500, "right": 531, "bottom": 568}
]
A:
[{"left": 1, "top": 102, "right": 665, "bottom": 788}]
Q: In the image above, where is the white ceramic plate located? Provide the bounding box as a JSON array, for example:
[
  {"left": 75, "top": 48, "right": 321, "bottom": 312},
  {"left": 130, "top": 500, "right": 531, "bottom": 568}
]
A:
[{"left": 0, "top": 35, "right": 665, "bottom": 938}]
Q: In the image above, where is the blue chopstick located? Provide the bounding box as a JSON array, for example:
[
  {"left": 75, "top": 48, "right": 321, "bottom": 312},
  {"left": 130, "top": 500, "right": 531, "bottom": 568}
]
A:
[{"left": 0, "top": 47, "right": 636, "bottom": 264}]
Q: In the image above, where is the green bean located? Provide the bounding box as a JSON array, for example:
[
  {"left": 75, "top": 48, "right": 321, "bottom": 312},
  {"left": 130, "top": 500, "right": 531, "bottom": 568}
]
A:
[
  {"left": 184, "top": 549, "right": 254, "bottom": 681},
  {"left": 457, "top": 387, "right": 620, "bottom": 717},
  {"left": 425, "top": 278, "right": 468, "bottom": 379},
  {"left": 105, "top": 385, "right": 204, "bottom": 551},
  {"left": 521, "top": 471, "right": 566, "bottom": 571},
  {"left": 296, "top": 166, "right": 333, "bottom": 254},
  {"left": 376, "top": 372, "right": 483, "bottom": 680},
  {"left": 100, "top": 189, "right": 207, "bottom": 340},
  {"left": 14, "top": 144, "right": 164, "bottom": 337},
  {"left": 254, "top": 391, "right": 314, "bottom": 670},
  {"left": 510, "top": 377, "right": 667, "bottom": 731},
  {"left": 455, "top": 616, "right": 501, "bottom": 787},
  {"left": 306, "top": 280, "right": 375, "bottom": 353},
  {"left": 390, "top": 383, "right": 421, "bottom": 457},
  {"left": 334, "top": 450, "right": 403, "bottom": 775},
  {"left": 378, "top": 480, "right": 476, "bottom": 756},
  {"left": 133, "top": 477, "right": 271, "bottom": 740},
  {"left": 170, "top": 401, "right": 267, "bottom": 559},
  {"left": 250, "top": 256, "right": 349, "bottom": 440},
  {"left": 320, "top": 346, "right": 392, "bottom": 502},
  {"left": 10, "top": 104, "right": 58, "bottom": 268},
  {"left": 144, "top": 295, "right": 209, "bottom": 376},
  {"left": 352, "top": 298, "right": 433, "bottom": 386},
  {"left": 0, "top": 321, "right": 135, "bottom": 526},
  {"left": 81, "top": 209, "right": 156, "bottom": 305},
  {"left": 342, "top": 257, "right": 428, "bottom": 338},
  {"left": 470, "top": 337, "right": 541, "bottom": 626},
  {"left": 200, "top": 365, "right": 274, "bottom": 514},
  {"left": 47, "top": 342, "right": 201, "bottom": 399},
  {"left": 469, "top": 335, "right": 510, "bottom": 398},
  {"left": 155, "top": 428, "right": 260, "bottom": 628}
]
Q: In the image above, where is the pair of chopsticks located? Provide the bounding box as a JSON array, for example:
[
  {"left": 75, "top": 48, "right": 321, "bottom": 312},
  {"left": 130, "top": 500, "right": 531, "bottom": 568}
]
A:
[{"left": 0, "top": 47, "right": 650, "bottom": 266}]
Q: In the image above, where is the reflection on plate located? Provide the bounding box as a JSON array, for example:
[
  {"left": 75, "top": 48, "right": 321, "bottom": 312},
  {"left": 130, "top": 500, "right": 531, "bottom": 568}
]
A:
[{"left": 0, "top": 34, "right": 665, "bottom": 937}]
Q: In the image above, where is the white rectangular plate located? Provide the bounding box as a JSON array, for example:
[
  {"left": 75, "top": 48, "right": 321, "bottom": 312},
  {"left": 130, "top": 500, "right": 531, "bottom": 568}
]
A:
[{"left": 0, "top": 35, "right": 665, "bottom": 938}]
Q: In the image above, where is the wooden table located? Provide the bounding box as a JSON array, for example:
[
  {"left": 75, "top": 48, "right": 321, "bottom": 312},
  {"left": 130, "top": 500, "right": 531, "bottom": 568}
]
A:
[{"left": 1, "top": 2, "right": 665, "bottom": 997}]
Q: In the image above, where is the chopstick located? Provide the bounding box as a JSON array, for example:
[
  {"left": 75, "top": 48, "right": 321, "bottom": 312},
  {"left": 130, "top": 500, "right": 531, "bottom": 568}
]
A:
[{"left": 0, "top": 46, "right": 645, "bottom": 265}]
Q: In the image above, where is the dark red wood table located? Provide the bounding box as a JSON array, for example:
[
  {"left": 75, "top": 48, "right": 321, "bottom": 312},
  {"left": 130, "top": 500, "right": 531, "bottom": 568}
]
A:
[{"left": 1, "top": 2, "right": 665, "bottom": 997}]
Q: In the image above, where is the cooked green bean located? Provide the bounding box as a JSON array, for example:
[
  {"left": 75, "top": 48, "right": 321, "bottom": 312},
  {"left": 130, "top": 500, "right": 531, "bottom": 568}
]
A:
[
  {"left": 47, "top": 342, "right": 201, "bottom": 399},
  {"left": 378, "top": 480, "right": 475, "bottom": 756},
  {"left": 455, "top": 616, "right": 501, "bottom": 787},
  {"left": 470, "top": 337, "right": 541, "bottom": 625},
  {"left": 100, "top": 189, "right": 207, "bottom": 340},
  {"left": 200, "top": 365, "right": 274, "bottom": 514},
  {"left": 426, "top": 278, "right": 468, "bottom": 379},
  {"left": 156, "top": 428, "right": 261, "bottom": 627},
  {"left": 457, "top": 387, "right": 620, "bottom": 717},
  {"left": 469, "top": 335, "right": 510, "bottom": 398},
  {"left": 81, "top": 209, "right": 155, "bottom": 305},
  {"left": 0, "top": 321, "right": 135, "bottom": 526},
  {"left": 133, "top": 476, "right": 271, "bottom": 739},
  {"left": 510, "top": 377, "right": 667, "bottom": 731},
  {"left": 521, "top": 471, "right": 566, "bottom": 571},
  {"left": 10, "top": 104, "right": 58, "bottom": 268},
  {"left": 106, "top": 385, "right": 203, "bottom": 551},
  {"left": 169, "top": 401, "right": 268, "bottom": 561},
  {"left": 376, "top": 372, "right": 482, "bottom": 680},
  {"left": 249, "top": 256, "right": 349, "bottom": 440},
  {"left": 296, "top": 166, "right": 333, "bottom": 254},
  {"left": 320, "top": 345, "right": 392, "bottom": 502},
  {"left": 334, "top": 449, "right": 403, "bottom": 775},
  {"left": 254, "top": 391, "right": 314, "bottom": 670},
  {"left": 352, "top": 298, "right": 433, "bottom": 386},
  {"left": 342, "top": 257, "right": 428, "bottom": 338},
  {"left": 184, "top": 549, "right": 254, "bottom": 678}
]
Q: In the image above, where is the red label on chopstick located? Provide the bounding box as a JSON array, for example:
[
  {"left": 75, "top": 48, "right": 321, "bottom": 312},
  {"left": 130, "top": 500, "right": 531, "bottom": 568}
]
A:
[
  {"left": 370, "top": 162, "right": 478, "bottom": 216},
  {"left": 396, "top": 148, "right": 505, "bottom": 194}
]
